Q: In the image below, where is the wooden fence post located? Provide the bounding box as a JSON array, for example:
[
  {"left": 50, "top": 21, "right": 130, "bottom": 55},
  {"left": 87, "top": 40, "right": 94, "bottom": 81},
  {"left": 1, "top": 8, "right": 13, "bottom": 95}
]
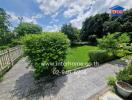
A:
[
  {"left": 7, "top": 49, "right": 13, "bottom": 67},
  {"left": 0, "top": 60, "right": 2, "bottom": 72}
]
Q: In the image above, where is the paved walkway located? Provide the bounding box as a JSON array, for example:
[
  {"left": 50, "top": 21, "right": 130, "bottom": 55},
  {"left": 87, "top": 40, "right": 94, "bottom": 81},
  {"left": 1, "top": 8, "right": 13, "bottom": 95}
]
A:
[{"left": 0, "top": 58, "right": 126, "bottom": 100}]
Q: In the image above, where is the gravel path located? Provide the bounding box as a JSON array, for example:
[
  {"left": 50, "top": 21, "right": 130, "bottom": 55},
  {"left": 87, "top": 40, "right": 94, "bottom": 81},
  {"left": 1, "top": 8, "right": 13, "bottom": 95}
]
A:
[{"left": 0, "top": 57, "right": 125, "bottom": 100}]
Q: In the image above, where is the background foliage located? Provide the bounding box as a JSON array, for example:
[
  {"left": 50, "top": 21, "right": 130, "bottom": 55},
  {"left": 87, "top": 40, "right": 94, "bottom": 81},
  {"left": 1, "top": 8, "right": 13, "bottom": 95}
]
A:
[
  {"left": 81, "top": 9, "right": 132, "bottom": 43},
  {"left": 98, "top": 33, "right": 130, "bottom": 57},
  {"left": 61, "top": 23, "right": 80, "bottom": 42},
  {"left": 14, "top": 22, "right": 42, "bottom": 36}
]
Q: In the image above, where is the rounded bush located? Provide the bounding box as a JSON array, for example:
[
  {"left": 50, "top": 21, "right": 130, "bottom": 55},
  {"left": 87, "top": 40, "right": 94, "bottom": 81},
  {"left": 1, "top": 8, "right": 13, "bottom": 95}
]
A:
[{"left": 22, "top": 32, "right": 70, "bottom": 78}]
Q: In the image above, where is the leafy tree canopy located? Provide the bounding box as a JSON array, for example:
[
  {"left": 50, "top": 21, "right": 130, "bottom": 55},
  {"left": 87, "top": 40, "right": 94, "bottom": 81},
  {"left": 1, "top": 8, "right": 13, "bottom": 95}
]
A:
[
  {"left": 0, "top": 8, "right": 12, "bottom": 46},
  {"left": 61, "top": 23, "right": 80, "bottom": 42},
  {"left": 0, "top": 8, "right": 10, "bottom": 34},
  {"left": 14, "top": 22, "right": 42, "bottom": 36},
  {"left": 81, "top": 13, "right": 109, "bottom": 41},
  {"left": 103, "top": 21, "right": 121, "bottom": 33}
]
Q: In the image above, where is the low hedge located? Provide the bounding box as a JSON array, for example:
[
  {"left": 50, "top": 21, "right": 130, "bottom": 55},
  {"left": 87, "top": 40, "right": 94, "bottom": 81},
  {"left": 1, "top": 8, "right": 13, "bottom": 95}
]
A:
[
  {"left": 71, "top": 42, "right": 89, "bottom": 47},
  {"left": 22, "top": 32, "right": 70, "bottom": 78},
  {"left": 89, "top": 50, "right": 115, "bottom": 64}
]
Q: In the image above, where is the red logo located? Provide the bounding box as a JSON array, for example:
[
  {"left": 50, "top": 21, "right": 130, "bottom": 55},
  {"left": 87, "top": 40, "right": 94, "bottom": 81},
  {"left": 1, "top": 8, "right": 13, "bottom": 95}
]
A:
[{"left": 112, "top": 10, "right": 124, "bottom": 14}]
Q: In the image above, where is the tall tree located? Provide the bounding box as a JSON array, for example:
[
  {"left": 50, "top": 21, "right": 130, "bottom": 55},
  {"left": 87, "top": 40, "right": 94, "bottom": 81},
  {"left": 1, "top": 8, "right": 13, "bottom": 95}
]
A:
[
  {"left": 103, "top": 21, "right": 121, "bottom": 33},
  {"left": 0, "top": 8, "right": 10, "bottom": 33},
  {"left": 81, "top": 13, "right": 109, "bottom": 41},
  {"left": 117, "top": 8, "right": 132, "bottom": 32},
  {"left": 61, "top": 23, "right": 80, "bottom": 42},
  {"left": 0, "top": 8, "right": 11, "bottom": 46},
  {"left": 14, "top": 22, "right": 42, "bottom": 36},
  {"left": 121, "top": 21, "right": 132, "bottom": 32}
]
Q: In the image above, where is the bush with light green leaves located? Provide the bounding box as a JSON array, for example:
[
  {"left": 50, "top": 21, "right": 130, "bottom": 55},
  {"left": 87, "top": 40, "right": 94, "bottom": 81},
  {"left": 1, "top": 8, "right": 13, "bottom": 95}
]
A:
[
  {"left": 98, "top": 33, "right": 130, "bottom": 57},
  {"left": 22, "top": 32, "right": 70, "bottom": 78}
]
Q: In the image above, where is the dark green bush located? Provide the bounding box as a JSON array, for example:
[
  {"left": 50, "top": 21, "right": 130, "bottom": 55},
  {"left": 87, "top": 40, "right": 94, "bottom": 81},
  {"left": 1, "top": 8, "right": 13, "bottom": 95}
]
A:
[
  {"left": 23, "top": 32, "right": 70, "bottom": 78},
  {"left": 89, "top": 50, "right": 115, "bottom": 64}
]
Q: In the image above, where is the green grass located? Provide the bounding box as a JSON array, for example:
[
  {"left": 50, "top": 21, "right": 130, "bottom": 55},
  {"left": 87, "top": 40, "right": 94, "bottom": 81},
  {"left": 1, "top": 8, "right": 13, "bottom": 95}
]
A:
[
  {"left": 64, "top": 45, "right": 99, "bottom": 70},
  {"left": 0, "top": 74, "right": 3, "bottom": 82}
]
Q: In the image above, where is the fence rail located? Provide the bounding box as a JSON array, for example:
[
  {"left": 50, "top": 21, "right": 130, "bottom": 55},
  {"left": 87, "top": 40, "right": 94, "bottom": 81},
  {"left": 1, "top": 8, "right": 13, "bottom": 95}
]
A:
[{"left": 0, "top": 46, "right": 23, "bottom": 74}]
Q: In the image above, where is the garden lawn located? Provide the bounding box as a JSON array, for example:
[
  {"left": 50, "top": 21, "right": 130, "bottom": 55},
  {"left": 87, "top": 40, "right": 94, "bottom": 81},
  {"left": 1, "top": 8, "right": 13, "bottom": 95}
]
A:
[{"left": 65, "top": 45, "right": 99, "bottom": 70}]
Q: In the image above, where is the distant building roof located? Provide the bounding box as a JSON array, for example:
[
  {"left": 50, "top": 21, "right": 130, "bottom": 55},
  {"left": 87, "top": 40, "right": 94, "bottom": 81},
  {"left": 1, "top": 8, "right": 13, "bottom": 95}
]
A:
[{"left": 110, "top": 5, "right": 125, "bottom": 10}]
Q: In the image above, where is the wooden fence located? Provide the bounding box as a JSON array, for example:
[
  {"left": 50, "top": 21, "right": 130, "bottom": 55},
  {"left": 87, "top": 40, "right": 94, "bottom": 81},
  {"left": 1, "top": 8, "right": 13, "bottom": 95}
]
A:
[{"left": 0, "top": 46, "right": 23, "bottom": 74}]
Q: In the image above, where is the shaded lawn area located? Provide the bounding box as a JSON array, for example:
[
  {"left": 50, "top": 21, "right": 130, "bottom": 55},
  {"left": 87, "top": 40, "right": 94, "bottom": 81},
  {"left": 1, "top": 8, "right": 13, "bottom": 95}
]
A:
[{"left": 65, "top": 45, "right": 99, "bottom": 70}]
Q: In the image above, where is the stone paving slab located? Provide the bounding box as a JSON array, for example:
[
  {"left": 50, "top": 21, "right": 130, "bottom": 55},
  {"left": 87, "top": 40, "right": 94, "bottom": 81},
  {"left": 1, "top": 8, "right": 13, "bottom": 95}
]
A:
[
  {"left": 99, "top": 91, "right": 123, "bottom": 100},
  {"left": 0, "top": 58, "right": 124, "bottom": 100}
]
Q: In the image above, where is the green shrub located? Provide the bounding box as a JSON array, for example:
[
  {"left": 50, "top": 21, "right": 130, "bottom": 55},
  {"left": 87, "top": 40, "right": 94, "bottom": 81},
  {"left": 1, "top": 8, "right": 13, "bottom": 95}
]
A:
[
  {"left": 22, "top": 32, "right": 70, "bottom": 78},
  {"left": 116, "top": 64, "right": 132, "bottom": 85},
  {"left": 127, "top": 32, "right": 132, "bottom": 42},
  {"left": 14, "top": 22, "right": 42, "bottom": 36},
  {"left": 0, "top": 46, "right": 8, "bottom": 50},
  {"left": 0, "top": 32, "right": 16, "bottom": 46},
  {"left": 89, "top": 50, "right": 115, "bottom": 64},
  {"left": 107, "top": 76, "right": 117, "bottom": 87},
  {"left": 125, "top": 45, "right": 132, "bottom": 53},
  {"left": 98, "top": 33, "right": 130, "bottom": 57},
  {"left": 9, "top": 39, "right": 23, "bottom": 47},
  {"left": 107, "top": 60, "right": 132, "bottom": 87},
  {"left": 0, "top": 74, "right": 3, "bottom": 82}
]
